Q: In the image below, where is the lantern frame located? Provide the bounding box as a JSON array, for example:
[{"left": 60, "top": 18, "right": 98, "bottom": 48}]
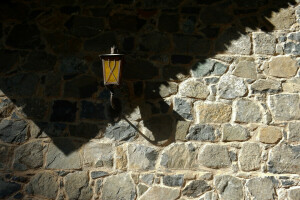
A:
[{"left": 99, "top": 53, "right": 124, "bottom": 85}]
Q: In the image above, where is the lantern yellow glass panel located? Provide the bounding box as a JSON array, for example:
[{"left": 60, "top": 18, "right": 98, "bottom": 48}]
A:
[{"left": 100, "top": 54, "right": 123, "bottom": 85}]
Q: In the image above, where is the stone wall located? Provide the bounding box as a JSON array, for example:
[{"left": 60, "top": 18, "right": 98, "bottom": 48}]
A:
[{"left": 1, "top": 0, "right": 300, "bottom": 199}]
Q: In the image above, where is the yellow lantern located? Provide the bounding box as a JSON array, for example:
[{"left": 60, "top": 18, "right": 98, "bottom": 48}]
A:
[{"left": 99, "top": 47, "right": 124, "bottom": 85}]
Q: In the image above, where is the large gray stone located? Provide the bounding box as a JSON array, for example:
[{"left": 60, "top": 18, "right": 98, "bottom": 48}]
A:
[
  {"left": 192, "top": 59, "right": 227, "bottom": 77},
  {"left": 83, "top": 142, "right": 113, "bottom": 168},
  {"left": 186, "top": 124, "right": 215, "bottom": 142},
  {"left": 13, "top": 140, "right": 44, "bottom": 171},
  {"left": 288, "top": 122, "right": 300, "bottom": 142},
  {"left": 102, "top": 173, "right": 136, "bottom": 200},
  {"left": 140, "top": 186, "right": 180, "bottom": 200},
  {"left": 182, "top": 180, "right": 211, "bottom": 198},
  {"left": 214, "top": 175, "right": 243, "bottom": 200},
  {"left": 268, "top": 94, "right": 300, "bottom": 121},
  {"left": 218, "top": 75, "right": 247, "bottom": 99},
  {"left": 105, "top": 120, "right": 137, "bottom": 141},
  {"left": 246, "top": 177, "right": 275, "bottom": 200},
  {"left": 174, "top": 98, "right": 193, "bottom": 120},
  {"left": 234, "top": 99, "right": 262, "bottom": 123},
  {"left": 46, "top": 138, "right": 82, "bottom": 169},
  {"left": 0, "top": 119, "right": 28, "bottom": 143},
  {"left": 163, "top": 174, "right": 184, "bottom": 187},
  {"left": 65, "top": 171, "right": 93, "bottom": 200},
  {"left": 179, "top": 80, "right": 209, "bottom": 99},
  {"left": 0, "top": 179, "right": 21, "bottom": 199},
  {"left": 25, "top": 172, "right": 59, "bottom": 199},
  {"left": 160, "top": 143, "right": 198, "bottom": 169},
  {"left": 268, "top": 143, "right": 300, "bottom": 174},
  {"left": 253, "top": 32, "right": 276, "bottom": 54},
  {"left": 128, "top": 144, "right": 158, "bottom": 170},
  {"left": 222, "top": 124, "right": 250, "bottom": 141},
  {"left": 199, "top": 144, "right": 231, "bottom": 169},
  {"left": 239, "top": 143, "right": 261, "bottom": 171}
]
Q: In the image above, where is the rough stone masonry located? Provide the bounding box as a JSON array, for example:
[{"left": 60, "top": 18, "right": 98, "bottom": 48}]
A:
[{"left": 1, "top": 0, "right": 300, "bottom": 199}]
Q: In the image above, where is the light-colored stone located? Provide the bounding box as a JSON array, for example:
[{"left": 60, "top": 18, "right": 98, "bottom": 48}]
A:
[
  {"left": 246, "top": 177, "right": 275, "bottom": 200},
  {"left": 13, "top": 140, "right": 44, "bottom": 170},
  {"left": 46, "top": 138, "right": 81, "bottom": 170},
  {"left": 65, "top": 171, "right": 93, "bottom": 200},
  {"left": 199, "top": 144, "right": 231, "bottom": 169},
  {"left": 25, "top": 172, "right": 59, "bottom": 199},
  {"left": 234, "top": 99, "right": 262, "bottom": 123},
  {"left": 139, "top": 186, "right": 180, "bottom": 200},
  {"left": 175, "top": 121, "right": 190, "bottom": 141},
  {"left": 268, "top": 143, "right": 300, "bottom": 174},
  {"left": 140, "top": 174, "right": 154, "bottom": 185},
  {"left": 160, "top": 143, "right": 198, "bottom": 169},
  {"left": 222, "top": 124, "right": 250, "bottom": 142},
  {"left": 179, "top": 79, "right": 209, "bottom": 99},
  {"left": 102, "top": 173, "right": 136, "bottom": 200},
  {"left": 218, "top": 75, "right": 247, "bottom": 99},
  {"left": 182, "top": 180, "right": 211, "bottom": 198},
  {"left": 268, "top": 94, "right": 300, "bottom": 121},
  {"left": 128, "top": 144, "right": 158, "bottom": 170},
  {"left": 264, "top": 56, "right": 297, "bottom": 78},
  {"left": 83, "top": 142, "right": 113, "bottom": 168},
  {"left": 251, "top": 79, "right": 281, "bottom": 93},
  {"left": 232, "top": 57, "right": 257, "bottom": 79},
  {"left": 239, "top": 143, "right": 261, "bottom": 171},
  {"left": 159, "top": 82, "right": 178, "bottom": 98},
  {"left": 214, "top": 175, "right": 243, "bottom": 200},
  {"left": 258, "top": 126, "right": 282, "bottom": 144},
  {"left": 288, "top": 188, "right": 300, "bottom": 200},
  {"left": 288, "top": 122, "right": 300, "bottom": 142},
  {"left": 266, "top": 7, "right": 296, "bottom": 30},
  {"left": 116, "top": 145, "right": 127, "bottom": 170},
  {"left": 253, "top": 32, "right": 276, "bottom": 54},
  {"left": 282, "top": 78, "right": 300, "bottom": 93},
  {"left": 195, "top": 102, "right": 231, "bottom": 123}
]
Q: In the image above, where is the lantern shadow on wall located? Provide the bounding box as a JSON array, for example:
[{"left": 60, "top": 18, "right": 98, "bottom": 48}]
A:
[{"left": 0, "top": 0, "right": 297, "bottom": 154}]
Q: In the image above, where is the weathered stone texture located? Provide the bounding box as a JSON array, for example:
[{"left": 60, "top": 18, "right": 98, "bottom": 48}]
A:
[
  {"left": 251, "top": 79, "right": 281, "bottom": 93},
  {"left": 0, "top": 119, "right": 28, "bottom": 143},
  {"left": 253, "top": 33, "right": 276, "bottom": 54},
  {"left": 65, "top": 172, "right": 93, "bottom": 200},
  {"left": 175, "top": 121, "right": 190, "bottom": 141},
  {"left": 266, "top": 7, "right": 295, "bottom": 30},
  {"left": 258, "top": 126, "right": 282, "bottom": 144},
  {"left": 288, "top": 188, "right": 300, "bottom": 200},
  {"left": 179, "top": 80, "right": 209, "bottom": 99},
  {"left": 282, "top": 78, "right": 300, "bottom": 93},
  {"left": 192, "top": 59, "right": 227, "bottom": 77},
  {"left": 187, "top": 124, "right": 215, "bottom": 142},
  {"left": 102, "top": 173, "right": 136, "bottom": 200},
  {"left": 214, "top": 175, "right": 243, "bottom": 200},
  {"left": 232, "top": 57, "right": 257, "bottom": 79},
  {"left": 222, "top": 124, "right": 250, "bottom": 142},
  {"left": 268, "top": 94, "right": 300, "bottom": 121},
  {"left": 128, "top": 144, "right": 158, "bottom": 170},
  {"left": 218, "top": 75, "right": 247, "bottom": 99},
  {"left": 234, "top": 99, "right": 262, "bottom": 123},
  {"left": 0, "top": 179, "right": 21, "bottom": 199},
  {"left": 246, "top": 177, "right": 275, "bottom": 200},
  {"left": 288, "top": 122, "right": 300, "bottom": 142},
  {"left": 268, "top": 143, "right": 300, "bottom": 174},
  {"left": 195, "top": 102, "right": 231, "bottom": 123},
  {"left": 163, "top": 174, "right": 184, "bottom": 187},
  {"left": 199, "top": 144, "right": 231, "bottom": 169},
  {"left": 239, "top": 143, "right": 261, "bottom": 171},
  {"left": 25, "top": 172, "right": 59, "bottom": 199},
  {"left": 182, "top": 180, "right": 211, "bottom": 198},
  {"left": 140, "top": 186, "right": 180, "bottom": 200},
  {"left": 83, "top": 142, "right": 113, "bottom": 168},
  {"left": 174, "top": 98, "right": 193, "bottom": 120},
  {"left": 264, "top": 56, "right": 297, "bottom": 78}
]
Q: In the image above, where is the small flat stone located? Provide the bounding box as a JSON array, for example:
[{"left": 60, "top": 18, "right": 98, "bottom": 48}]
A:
[
  {"left": 0, "top": 179, "right": 21, "bottom": 199},
  {"left": 264, "top": 56, "right": 297, "bottom": 78},
  {"left": 163, "top": 174, "right": 184, "bottom": 187},
  {"left": 140, "top": 174, "right": 154, "bottom": 185},
  {"left": 218, "top": 75, "right": 247, "bottom": 99},
  {"left": 239, "top": 143, "right": 261, "bottom": 171},
  {"left": 65, "top": 171, "right": 93, "bottom": 200},
  {"left": 138, "top": 184, "right": 149, "bottom": 197},
  {"left": 179, "top": 80, "right": 209, "bottom": 99},
  {"left": 246, "top": 177, "right": 275, "bottom": 200},
  {"left": 232, "top": 57, "right": 257, "bottom": 79},
  {"left": 199, "top": 144, "right": 231, "bottom": 169},
  {"left": 102, "top": 173, "right": 136, "bottom": 200},
  {"left": 175, "top": 121, "right": 190, "bottom": 141},
  {"left": 174, "top": 98, "right": 193, "bottom": 120},
  {"left": 140, "top": 186, "right": 180, "bottom": 200},
  {"left": 268, "top": 94, "right": 300, "bottom": 121},
  {"left": 116, "top": 145, "right": 127, "bottom": 170},
  {"left": 258, "top": 126, "right": 282, "bottom": 144},
  {"left": 128, "top": 144, "right": 158, "bottom": 170},
  {"left": 195, "top": 102, "right": 231, "bottom": 123},
  {"left": 251, "top": 79, "right": 281, "bottom": 93},
  {"left": 222, "top": 123, "right": 250, "bottom": 142},
  {"left": 182, "top": 180, "right": 211, "bottom": 198},
  {"left": 91, "top": 171, "right": 109, "bottom": 179},
  {"left": 234, "top": 99, "right": 262, "bottom": 123}
]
